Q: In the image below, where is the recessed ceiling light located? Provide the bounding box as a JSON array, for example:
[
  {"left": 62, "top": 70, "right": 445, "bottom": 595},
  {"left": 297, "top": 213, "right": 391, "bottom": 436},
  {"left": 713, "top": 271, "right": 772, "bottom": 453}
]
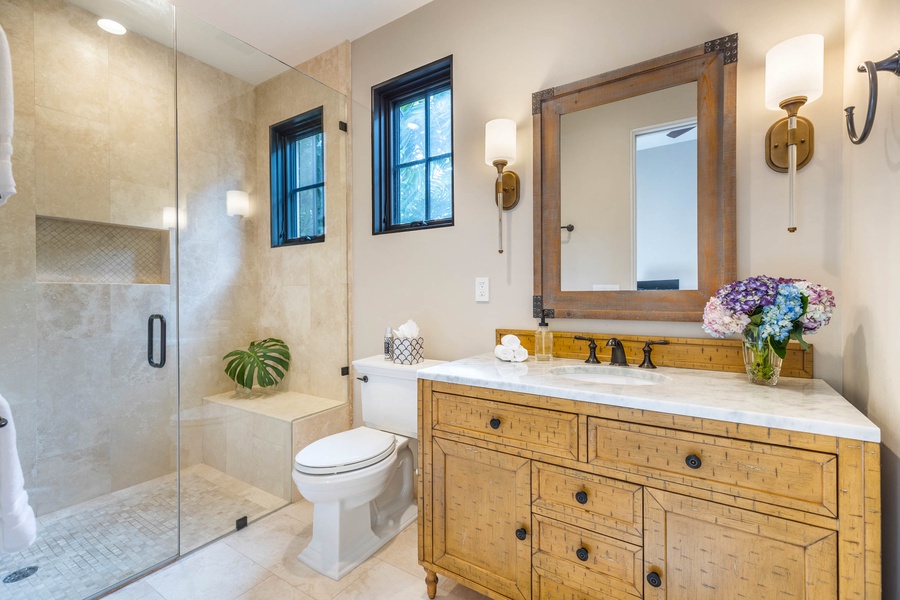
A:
[{"left": 97, "top": 19, "right": 127, "bottom": 35}]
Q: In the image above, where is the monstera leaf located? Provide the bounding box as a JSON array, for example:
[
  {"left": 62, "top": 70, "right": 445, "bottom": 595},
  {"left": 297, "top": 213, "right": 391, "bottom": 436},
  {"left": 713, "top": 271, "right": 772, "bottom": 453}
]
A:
[{"left": 223, "top": 338, "right": 291, "bottom": 389}]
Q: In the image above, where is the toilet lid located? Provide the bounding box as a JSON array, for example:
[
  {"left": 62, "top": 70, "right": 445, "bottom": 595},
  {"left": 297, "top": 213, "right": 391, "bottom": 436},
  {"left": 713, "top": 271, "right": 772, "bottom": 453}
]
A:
[{"left": 294, "top": 427, "right": 396, "bottom": 475}]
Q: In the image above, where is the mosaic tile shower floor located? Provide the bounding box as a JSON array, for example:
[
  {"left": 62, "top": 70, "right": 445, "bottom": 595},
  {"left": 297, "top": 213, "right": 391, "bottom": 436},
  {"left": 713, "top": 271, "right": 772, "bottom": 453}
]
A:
[{"left": 0, "top": 465, "right": 284, "bottom": 600}]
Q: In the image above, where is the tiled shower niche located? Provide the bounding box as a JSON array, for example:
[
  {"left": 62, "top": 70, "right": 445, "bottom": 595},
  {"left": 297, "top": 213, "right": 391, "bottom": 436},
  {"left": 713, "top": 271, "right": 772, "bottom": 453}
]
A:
[{"left": 36, "top": 216, "right": 171, "bottom": 285}]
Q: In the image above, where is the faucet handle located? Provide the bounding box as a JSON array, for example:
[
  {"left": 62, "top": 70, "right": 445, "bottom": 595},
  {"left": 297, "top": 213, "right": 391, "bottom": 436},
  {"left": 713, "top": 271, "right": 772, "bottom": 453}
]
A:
[
  {"left": 574, "top": 336, "right": 600, "bottom": 363},
  {"left": 639, "top": 340, "right": 670, "bottom": 369}
]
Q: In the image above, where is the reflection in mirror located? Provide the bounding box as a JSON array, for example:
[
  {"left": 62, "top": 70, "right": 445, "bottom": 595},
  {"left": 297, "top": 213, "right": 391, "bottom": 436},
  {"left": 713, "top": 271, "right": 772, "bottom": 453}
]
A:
[{"left": 560, "top": 83, "right": 698, "bottom": 292}]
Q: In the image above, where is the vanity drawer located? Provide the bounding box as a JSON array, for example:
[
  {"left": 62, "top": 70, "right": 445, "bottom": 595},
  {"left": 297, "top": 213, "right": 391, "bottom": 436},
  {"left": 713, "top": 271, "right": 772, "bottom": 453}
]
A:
[
  {"left": 433, "top": 392, "right": 578, "bottom": 460},
  {"left": 587, "top": 417, "right": 838, "bottom": 517},
  {"left": 534, "top": 568, "right": 637, "bottom": 600},
  {"left": 533, "top": 515, "right": 643, "bottom": 599},
  {"left": 532, "top": 462, "right": 642, "bottom": 545}
]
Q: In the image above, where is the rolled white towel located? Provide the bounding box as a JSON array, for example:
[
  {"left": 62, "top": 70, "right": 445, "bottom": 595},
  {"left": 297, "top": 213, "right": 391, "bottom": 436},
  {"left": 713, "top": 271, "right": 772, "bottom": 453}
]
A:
[
  {"left": 500, "top": 334, "right": 521, "bottom": 350},
  {"left": 512, "top": 347, "right": 528, "bottom": 362},
  {"left": 0, "top": 392, "right": 36, "bottom": 553},
  {"left": 494, "top": 345, "right": 514, "bottom": 361}
]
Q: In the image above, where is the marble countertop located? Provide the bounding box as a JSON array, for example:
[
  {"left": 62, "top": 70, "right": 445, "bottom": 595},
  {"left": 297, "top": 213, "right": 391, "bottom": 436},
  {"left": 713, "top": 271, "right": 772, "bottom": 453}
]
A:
[{"left": 417, "top": 354, "right": 880, "bottom": 442}]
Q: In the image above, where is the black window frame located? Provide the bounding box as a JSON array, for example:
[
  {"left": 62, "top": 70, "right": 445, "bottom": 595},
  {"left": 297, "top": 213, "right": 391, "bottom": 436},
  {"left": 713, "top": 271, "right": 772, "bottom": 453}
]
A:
[
  {"left": 372, "top": 56, "right": 454, "bottom": 235},
  {"left": 270, "top": 106, "right": 325, "bottom": 248}
]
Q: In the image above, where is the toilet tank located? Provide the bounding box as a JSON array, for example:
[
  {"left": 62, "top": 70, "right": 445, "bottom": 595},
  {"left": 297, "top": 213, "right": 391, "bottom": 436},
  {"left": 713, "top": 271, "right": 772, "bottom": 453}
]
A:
[{"left": 353, "top": 355, "right": 446, "bottom": 438}]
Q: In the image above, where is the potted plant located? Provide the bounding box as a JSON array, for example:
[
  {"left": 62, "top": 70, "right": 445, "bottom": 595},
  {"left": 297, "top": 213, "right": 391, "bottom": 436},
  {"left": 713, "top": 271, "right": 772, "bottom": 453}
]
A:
[{"left": 223, "top": 338, "right": 291, "bottom": 391}]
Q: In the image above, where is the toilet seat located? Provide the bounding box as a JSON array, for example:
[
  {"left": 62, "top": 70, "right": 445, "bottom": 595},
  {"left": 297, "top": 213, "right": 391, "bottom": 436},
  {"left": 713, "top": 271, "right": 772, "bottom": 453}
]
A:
[{"left": 295, "top": 427, "right": 396, "bottom": 475}]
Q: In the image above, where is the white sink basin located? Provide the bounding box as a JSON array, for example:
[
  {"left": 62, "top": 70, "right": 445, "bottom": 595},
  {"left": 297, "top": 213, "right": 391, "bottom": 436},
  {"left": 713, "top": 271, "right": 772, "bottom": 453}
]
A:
[{"left": 549, "top": 365, "right": 670, "bottom": 386}]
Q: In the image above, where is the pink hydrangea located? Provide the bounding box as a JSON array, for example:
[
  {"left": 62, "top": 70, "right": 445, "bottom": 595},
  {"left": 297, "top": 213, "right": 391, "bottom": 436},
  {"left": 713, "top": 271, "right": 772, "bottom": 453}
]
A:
[
  {"left": 791, "top": 280, "right": 835, "bottom": 333},
  {"left": 702, "top": 296, "right": 751, "bottom": 338}
]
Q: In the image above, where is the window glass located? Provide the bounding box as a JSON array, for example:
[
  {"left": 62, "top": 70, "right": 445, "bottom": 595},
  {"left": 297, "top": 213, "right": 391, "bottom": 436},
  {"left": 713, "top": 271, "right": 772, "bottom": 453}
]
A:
[
  {"left": 372, "top": 57, "right": 453, "bottom": 234},
  {"left": 271, "top": 107, "right": 324, "bottom": 247}
]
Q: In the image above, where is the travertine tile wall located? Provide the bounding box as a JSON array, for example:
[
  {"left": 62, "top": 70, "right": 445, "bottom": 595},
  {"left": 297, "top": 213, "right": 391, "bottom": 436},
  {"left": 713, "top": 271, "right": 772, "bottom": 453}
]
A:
[
  {"left": 253, "top": 55, "right": 350, "bottom": 407},
  {"left": 175, "top": 50, "right": 261, "bottom": 467},
  {"left": 0, "top": 0, "right": 178, "bottom": 516}
]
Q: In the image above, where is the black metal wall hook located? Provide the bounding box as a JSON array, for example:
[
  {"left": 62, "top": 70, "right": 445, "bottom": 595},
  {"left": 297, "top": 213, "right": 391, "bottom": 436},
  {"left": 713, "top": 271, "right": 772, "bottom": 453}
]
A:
[{"left": 845, "top": 48, "right": 900, "bottom": 145}]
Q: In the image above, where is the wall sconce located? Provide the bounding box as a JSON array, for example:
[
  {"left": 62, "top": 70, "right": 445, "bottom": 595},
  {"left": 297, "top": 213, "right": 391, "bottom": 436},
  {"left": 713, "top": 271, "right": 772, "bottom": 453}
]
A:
[
  {"left": 162, "top": 206, "right": 185, "bottom": 229},
  {"left": 764, "top": 34, "right": 823, "bottom": 233},
  {"left": 484, "top": 119, "right": 520, "bottom": 254},
  {"left": 226, "top": 190, "right": 250, "bottom": 217},
  {"left": 845, "top": 47, "right": 900, "bottom": 145}
]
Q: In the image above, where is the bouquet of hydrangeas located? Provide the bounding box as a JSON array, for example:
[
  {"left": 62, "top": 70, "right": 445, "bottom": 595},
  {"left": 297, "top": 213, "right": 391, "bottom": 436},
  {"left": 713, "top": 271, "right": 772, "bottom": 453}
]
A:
[{"left": 703, "top": 276, "right": 835, "bottom": 377}]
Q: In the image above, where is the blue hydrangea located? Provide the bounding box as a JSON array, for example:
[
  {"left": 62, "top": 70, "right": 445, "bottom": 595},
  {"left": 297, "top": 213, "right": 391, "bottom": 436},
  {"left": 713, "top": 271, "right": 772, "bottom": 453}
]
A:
[{"left": 759, "top": 283, "right": 803, "bottom": 342}]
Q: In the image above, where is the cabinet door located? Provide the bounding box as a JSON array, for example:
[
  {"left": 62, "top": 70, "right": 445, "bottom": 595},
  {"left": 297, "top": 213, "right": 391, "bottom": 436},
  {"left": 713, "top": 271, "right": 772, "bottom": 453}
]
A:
[
  {"left": 643, "top": 489, "right": 837, "bottom": 600},
  {"left": 431, "top": 438, "right": 532, "bottom": 600}
]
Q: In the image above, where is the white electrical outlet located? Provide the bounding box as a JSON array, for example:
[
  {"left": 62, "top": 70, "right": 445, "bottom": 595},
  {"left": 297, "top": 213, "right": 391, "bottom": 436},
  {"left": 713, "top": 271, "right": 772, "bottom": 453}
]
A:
[{"left": 475, "top": 277, "right": 490, "bottom": 302}]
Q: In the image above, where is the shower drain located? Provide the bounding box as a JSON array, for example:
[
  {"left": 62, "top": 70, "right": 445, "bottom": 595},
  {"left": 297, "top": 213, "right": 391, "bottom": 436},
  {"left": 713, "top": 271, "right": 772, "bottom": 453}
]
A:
[{"left": 3, "top": 566, "right": 39, "bottom": 583}]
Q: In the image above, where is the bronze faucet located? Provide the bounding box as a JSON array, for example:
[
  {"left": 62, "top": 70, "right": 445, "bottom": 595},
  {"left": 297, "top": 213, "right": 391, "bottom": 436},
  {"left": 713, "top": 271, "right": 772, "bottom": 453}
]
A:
[{"left": 606, "top": 338, "right": 628, "bottom": 366}]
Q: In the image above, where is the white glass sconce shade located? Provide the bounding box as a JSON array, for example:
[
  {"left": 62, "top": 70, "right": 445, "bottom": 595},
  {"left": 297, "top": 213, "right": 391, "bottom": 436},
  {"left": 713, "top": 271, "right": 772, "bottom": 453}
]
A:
[
  {"left": 226, "top": 190, "right": 250, "bottom": 217},
  {"left": 485, "top": 119, "right": 517, "bottom": 166},
  {"left": 765, "top": 34, "right": 824, "bottom": 109}
]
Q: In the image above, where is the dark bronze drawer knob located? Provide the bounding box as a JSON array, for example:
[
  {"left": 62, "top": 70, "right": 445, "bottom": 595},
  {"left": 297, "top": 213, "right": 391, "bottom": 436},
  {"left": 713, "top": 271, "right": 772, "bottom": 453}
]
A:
[
  {"left": 576, "top": 547, "right": 589, "bottom": 561},
  {"left": 515, "top": 527, "right": 527, "bottom": 541},
  {"left": 574, "top": 491, "right": 588, "bottom": 505},
  {"left": 489, "top": 417, "right": 501, "bottom": 430},
  {"left": 685, "top": 454, "right": 702, "bottom": 469},
  {"left": 647, "top": 571, "right": 662, "bottom": 587}
]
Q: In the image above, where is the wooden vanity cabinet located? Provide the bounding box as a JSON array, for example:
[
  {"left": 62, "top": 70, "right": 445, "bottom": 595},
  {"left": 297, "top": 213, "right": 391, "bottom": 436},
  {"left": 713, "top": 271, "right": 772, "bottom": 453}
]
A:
[{"left": 418, "top": 380, "right": 881, "bottom": 600}]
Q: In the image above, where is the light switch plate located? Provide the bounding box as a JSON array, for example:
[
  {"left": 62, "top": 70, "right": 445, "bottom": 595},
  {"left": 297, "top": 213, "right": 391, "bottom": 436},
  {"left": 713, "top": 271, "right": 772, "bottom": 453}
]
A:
[{"left": 475, "top": 277, "right": 489, "bottom": 302}]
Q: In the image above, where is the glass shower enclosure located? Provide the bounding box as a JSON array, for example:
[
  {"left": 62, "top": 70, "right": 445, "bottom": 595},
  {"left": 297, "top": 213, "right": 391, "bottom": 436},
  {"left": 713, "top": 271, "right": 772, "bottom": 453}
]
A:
[{"left": 0, "top": 1, "right": 348, "bottom": 598}]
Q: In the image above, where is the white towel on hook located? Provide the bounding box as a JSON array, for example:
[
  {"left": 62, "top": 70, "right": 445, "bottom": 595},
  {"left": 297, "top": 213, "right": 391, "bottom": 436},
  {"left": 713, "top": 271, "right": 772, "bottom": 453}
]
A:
[
  {"left": 0, "top": 392, "right": 36, "bottom": 554},
  {"left": 0, "top": 24, "right": 15, "bottom": 205}
]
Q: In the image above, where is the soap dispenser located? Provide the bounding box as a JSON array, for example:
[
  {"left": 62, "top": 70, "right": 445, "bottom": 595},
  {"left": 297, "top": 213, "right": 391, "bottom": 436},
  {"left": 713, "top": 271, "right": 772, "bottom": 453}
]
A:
[{"left": 535, "top": 312, "right": 553, "bottom": 362}]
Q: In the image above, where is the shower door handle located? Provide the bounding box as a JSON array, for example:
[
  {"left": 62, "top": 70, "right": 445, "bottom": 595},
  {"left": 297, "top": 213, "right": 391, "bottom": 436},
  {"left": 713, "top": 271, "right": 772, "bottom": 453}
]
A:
[{"left": 148, "top": 314, "right": 167, "bottom": 368}]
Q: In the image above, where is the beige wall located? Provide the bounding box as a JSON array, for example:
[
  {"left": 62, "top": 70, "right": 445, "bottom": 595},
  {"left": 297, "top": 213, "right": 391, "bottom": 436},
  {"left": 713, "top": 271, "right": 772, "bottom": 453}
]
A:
[
  {"left": 350, "top": 0, "right": 847, "bottom": 417},
  {"left": 841, "top": 0, "right": 900, "bottom": 593},
  {"left": 0, "top": 0, "right": 179, "bottom": 515}
]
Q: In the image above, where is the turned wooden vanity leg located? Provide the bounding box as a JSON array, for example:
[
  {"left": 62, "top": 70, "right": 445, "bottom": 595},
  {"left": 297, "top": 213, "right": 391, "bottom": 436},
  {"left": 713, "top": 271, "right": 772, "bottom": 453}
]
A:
[{"left": 424, "top": 569, "right": 438, "bottom": 599}]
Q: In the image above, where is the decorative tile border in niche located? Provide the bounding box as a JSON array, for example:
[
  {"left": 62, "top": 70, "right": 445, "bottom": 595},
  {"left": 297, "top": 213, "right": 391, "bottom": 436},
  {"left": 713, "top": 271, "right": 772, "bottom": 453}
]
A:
[
  {"left": 496, "top": 329, "right": 814, "bottom": 378},
  {"left": 36, "top": 216, "right": 170, "bottom": 285}
]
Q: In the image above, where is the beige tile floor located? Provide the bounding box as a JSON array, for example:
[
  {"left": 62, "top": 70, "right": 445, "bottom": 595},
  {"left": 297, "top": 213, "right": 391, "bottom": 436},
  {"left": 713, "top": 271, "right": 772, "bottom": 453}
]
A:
[{"left": 106, "top": 501, "right": 489, "bottom": 600}]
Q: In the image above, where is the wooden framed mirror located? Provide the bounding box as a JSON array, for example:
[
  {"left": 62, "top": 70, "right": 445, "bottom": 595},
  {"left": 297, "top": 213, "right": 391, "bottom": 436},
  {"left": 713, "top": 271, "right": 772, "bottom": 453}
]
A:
[{"left": 533, "top": 35, "right": 737, "bottom": 321}]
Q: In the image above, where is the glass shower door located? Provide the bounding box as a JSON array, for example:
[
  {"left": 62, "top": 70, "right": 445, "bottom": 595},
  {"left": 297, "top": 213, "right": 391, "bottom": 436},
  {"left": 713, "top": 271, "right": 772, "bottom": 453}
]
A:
[{"left": 0, "top": 0, "right": 180, "bottom": 598}]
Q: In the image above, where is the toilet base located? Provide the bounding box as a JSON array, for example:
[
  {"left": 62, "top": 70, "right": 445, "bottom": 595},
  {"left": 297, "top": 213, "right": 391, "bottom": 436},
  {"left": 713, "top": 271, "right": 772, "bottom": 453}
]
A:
[
  {"left": 295, "top": 441, "right": 417, "bottom": 581},
  {"left": 297, "top": 497, "right": 416, "bottom": 580}
]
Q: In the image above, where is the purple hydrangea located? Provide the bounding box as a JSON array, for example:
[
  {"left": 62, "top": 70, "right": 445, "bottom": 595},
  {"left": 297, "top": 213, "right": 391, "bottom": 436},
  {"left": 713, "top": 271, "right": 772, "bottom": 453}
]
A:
[{"left": 716, "top": 275, "right": 779, "bottom": 315}]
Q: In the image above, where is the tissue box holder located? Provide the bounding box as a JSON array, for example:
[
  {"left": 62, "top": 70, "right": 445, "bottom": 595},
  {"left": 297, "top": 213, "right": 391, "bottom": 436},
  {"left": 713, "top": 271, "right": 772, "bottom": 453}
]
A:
[{"left": 392, "top": 337, "right": 425, "bottom": 364}]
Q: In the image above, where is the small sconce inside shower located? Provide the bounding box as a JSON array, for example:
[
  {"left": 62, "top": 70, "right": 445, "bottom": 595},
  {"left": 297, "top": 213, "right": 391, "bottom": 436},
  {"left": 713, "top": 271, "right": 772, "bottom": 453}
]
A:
[
  {"left": 226, "top": 190, "right": 250, "bottom": 217},
  {"left": 162, "top": 207, "right": 186, "bottom": 229},
  {"left": 844, "top": 47, "right": 900, "bottom": 145}
]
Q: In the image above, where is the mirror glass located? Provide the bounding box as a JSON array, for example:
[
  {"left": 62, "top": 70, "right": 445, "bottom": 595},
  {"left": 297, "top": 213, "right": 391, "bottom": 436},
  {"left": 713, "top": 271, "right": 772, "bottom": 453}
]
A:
[{"left": 560, "top": 83, "right": 698, "bottom": 292}]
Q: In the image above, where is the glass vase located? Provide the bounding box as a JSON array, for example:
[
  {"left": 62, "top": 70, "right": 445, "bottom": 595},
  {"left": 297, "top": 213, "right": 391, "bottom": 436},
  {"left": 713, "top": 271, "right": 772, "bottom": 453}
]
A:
[{"left": 741, "top": 328, "right": 783, "bottom": 386}]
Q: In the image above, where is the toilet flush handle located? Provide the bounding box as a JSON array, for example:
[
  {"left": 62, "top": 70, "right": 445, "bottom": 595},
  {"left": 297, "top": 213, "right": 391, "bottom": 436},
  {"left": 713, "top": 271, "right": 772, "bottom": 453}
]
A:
[{"left": 356, "top": 375, "right": 369, "bottom": 383}]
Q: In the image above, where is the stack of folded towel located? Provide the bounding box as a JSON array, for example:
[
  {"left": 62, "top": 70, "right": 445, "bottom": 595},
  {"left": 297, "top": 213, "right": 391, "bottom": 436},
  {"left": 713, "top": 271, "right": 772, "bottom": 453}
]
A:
[
  {"left": 494, "top": 334, "right": 528, "bottom": 362},
  {"left": 0, "top": 392, "right": 36, "bottom": 554}
]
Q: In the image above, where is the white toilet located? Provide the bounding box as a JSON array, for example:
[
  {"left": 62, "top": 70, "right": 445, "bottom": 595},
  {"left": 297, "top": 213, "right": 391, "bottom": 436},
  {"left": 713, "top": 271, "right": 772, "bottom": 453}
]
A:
[{"left": 291, "top": 355, "right": 444, "bottom": 580}]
